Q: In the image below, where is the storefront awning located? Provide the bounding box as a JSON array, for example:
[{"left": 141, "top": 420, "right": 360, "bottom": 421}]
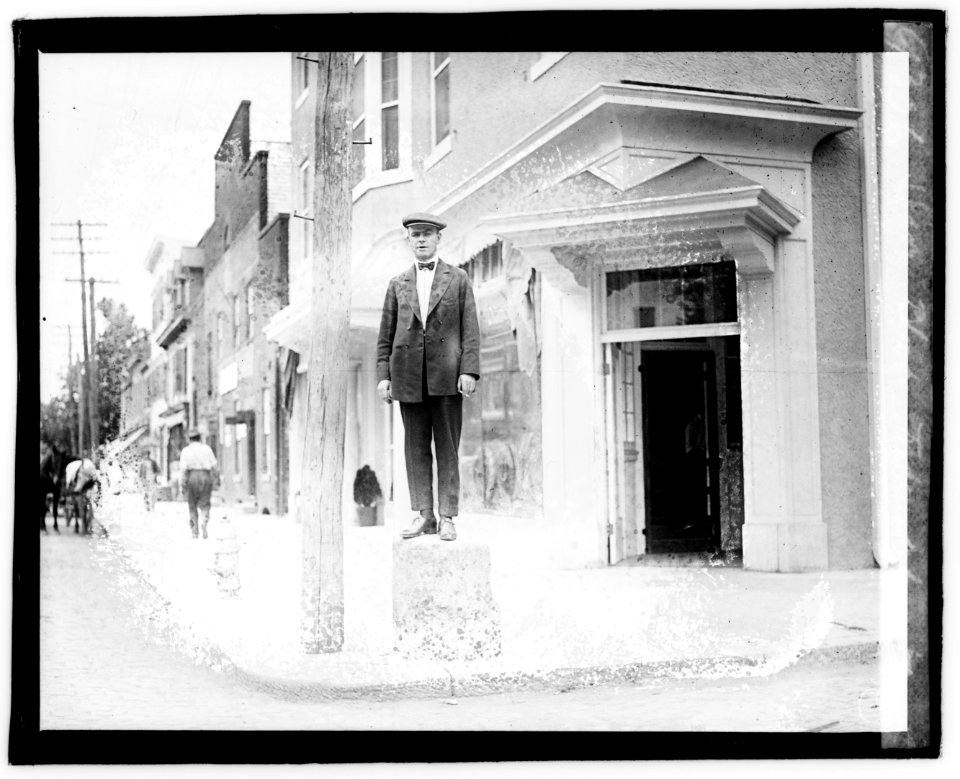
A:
[{"left": 106, "top": 425, "right": 149, "bottom": 456}]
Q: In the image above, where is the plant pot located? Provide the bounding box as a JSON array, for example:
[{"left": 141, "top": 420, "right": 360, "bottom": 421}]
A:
[{"left": 356, "top": 505, "right": 378, "bottom": 527}]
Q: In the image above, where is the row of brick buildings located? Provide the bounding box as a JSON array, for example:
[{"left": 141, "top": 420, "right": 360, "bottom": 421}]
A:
[
  {"left": 118, "top": 101, "right": 291, "bottom": 513},
  {"left": 119, "top": 51, "right": 906, "bottom": 570}
]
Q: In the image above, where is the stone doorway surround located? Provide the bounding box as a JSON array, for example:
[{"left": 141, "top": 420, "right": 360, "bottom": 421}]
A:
[{"left": 435, "top": 83, "right": 860, "bottom": 571}]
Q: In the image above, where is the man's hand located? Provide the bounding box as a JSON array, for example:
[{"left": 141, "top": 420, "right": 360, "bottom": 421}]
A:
[
  {"left": 458, "top": 374, "right": 477, "bottom": 397},
  {"left": 377, "top": 379, "right": 393, "bottom": 404}
]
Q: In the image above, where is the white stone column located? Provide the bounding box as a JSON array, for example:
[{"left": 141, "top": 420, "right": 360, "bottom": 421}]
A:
[
  {"left": 736, "top": 239, "right": 827, "bottom": 572},
  {"left": 520, "top": 247, "right": 605, "bottom": 567}
]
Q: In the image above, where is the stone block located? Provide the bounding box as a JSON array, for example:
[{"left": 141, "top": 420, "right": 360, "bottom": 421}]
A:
[
  {"left": 742, "top": 522, "right": 780, "bottom": 572},
  {"left": 778, "top": 522, "right": 829, "bottom": 572},
  {"left": 393, "top": 537, "right": 501, "bottom": 661},
  {"left": 743, "top": 521, "right": 829, "bottom": 572}
]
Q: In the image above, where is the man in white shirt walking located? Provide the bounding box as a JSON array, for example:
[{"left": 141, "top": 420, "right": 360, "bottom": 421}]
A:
[{"left": 178, "top": 428, "right": 219, "bottom": 539}]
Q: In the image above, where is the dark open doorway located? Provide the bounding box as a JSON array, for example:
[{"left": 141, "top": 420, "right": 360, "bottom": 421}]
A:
[{"left": 640, "top": 347, "right": 721, "bottom": 554}]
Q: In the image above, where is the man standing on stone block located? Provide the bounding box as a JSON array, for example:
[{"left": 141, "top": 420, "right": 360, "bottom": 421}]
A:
[
  {"left": 178, "top": 427, "right": 219, "bottom": 539},
  {"left": 377, "top": 212, "right": 481, "bottom": 542}
]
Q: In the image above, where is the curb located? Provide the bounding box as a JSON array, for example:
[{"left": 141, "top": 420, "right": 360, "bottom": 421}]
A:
[
  {"left": 230, "top": 640, "right": 879, "bottom": 703},
  {"left": 95, "top": 495, "right": 881, "bottom": 704}
]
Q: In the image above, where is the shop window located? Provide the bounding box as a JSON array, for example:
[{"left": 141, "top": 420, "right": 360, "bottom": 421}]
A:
[{"left": 462, "top": 241, "right": 503, "bottom": 289}]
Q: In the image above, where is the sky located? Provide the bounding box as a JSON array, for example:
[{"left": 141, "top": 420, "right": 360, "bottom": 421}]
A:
[{"left": 38, "top": 51, "right": 291, "bottom": 403}]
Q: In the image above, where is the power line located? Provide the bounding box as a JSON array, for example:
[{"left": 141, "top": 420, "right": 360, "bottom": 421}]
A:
[{"left": 51, "top": 219, "right": 109, "bottom": 458}]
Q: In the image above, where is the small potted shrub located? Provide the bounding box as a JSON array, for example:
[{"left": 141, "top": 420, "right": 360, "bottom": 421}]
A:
[{"left": 353, "top": 464, "right": 382, "bottom": 527}]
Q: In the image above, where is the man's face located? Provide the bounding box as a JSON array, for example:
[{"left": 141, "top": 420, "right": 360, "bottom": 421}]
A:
[{"left": 407, "top": 225, "right": 440, "bottom": 261}]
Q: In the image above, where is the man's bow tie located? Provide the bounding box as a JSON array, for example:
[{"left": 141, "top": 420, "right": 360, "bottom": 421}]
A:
[{"left": 417, "top": 261, "right": 435, "bottom": 271}]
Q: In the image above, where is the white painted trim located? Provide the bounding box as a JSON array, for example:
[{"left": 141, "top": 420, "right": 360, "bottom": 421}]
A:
[
  {"left": 600, "top": 323, "right": 740, "bottom": 344},
  {"left": 528, "top": 52, "right": 568, "bottom": 82},
  {"left": 423, "top": 132, "right": 453, "bottom": 171},
  {"left": 480, "top": 185, "right": 798, "bottom": 243},
  {"left": 352, "top": 168, "right": 415, "bottom": 202},
  {"left": 426, "top": 81, "right": 860, "bottom": 218},
  {"left": 877, "top": 52, "right": 910, "bottom": 733},
  {"left": 294, "top": 88, "right": 309, "bottom": 111}
]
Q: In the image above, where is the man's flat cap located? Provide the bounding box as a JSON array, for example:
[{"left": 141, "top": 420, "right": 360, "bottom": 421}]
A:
[
  {"left": 402, "top": 212, "right": 446, "bottom": 230},
  {"left": 188, "top": 427, "right": 202, "bottom": 440}
]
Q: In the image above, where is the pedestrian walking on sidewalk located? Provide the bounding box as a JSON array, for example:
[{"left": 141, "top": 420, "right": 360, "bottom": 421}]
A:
[
  {"left": 178, "top": 428, "right": 219, "bottom": 539},
  {"left": 138, "top": 450, "right": 160, "bottom": 512},
  {"left": 376, "top": 212, "right": 481, "bottom": 542}
]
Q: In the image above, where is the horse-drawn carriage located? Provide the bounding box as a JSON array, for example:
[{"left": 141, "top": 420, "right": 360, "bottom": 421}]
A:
[{"left": 40, "top": 444, "right": 100, "bottom": 535}]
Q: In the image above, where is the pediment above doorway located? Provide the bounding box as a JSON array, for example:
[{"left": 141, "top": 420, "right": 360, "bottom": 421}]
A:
[
  {"left": 430, "top": 81, "right": 859, "bottom": 230},
  {"left": 477, "top": 154, "right": 801, "bottom": 286}
]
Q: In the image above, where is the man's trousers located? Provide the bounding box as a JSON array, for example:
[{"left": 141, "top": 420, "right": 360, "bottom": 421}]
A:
[
  {"left": 399, "top": 372, "right": 463, "bottom": 518},
  {"left": 184, "top": 469, "right": 213, "bottom": 536}
]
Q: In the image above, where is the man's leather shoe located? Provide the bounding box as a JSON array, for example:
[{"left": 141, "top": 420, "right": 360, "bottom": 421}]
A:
[
  {"left": 438, "top": 517, "right": 457, "bottom": 541},
  {"left": 401, "top": 514, "right": 437, "bottom": 539}
]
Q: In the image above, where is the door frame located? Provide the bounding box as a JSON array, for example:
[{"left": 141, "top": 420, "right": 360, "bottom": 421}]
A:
[{"left": 602, "top": 329, "right": 739, "bottom": 565}]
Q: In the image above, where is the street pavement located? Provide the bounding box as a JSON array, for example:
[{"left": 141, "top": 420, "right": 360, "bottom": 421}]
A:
[
  {"left": 82, "top": 488, "right": 891, "bottom": 711},
  {"left": 39, "top": 523, "right": 880, "bottom": 733}
]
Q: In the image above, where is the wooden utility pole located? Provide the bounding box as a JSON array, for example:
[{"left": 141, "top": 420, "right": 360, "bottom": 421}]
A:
[
  {"left": 300, "top": 51, "right": 353, "bottom": 653},
  {"left": 68, "top": 326, "right": 79, "bottom": 455},
  {"left": 77, "top": 359, "right": 86, "bottom": 459},
  {"left": 86, "top": 277, "right": 119, "bottom": 457},
  {"left": 53, "top": 220, "right": 107, "bottom": 458}
]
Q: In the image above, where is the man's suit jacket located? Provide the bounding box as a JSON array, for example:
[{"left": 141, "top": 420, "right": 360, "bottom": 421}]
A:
[{"left": 377, "top": 259, "right": 481, "bottom": 403}]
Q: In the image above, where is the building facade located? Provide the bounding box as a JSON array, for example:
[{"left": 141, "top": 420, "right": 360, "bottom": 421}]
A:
[
  {"left": 136, "top": 236, "right": 205, "bottom": 493},
  {"left": 267, "top": 51, "right": 904, "bottom": 572},
  {"left": 195, "top": 101, "right": 292, "bottom": 515}
]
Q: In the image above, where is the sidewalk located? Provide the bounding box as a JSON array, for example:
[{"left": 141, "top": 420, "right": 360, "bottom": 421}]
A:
[{"left": 94, "top": 491, "right": 884, "bottom": 699}]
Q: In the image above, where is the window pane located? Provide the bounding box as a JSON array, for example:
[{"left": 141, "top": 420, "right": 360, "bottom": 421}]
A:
[
  {"left": 300, "top": 53, "right": 310, "bottom": 91},
  {"left": 381, "top": 105, "right": 399, "bottom": 171},
  {"left": 605, "top": 262, "right": 737, "bottom": 330},
  {"left": 434, "top": 64, "right": 449, "bottom": 142},
  {"left": 352, "top": 56, "right": 365, "bottom": 121},
  {"left": 351, "top": 119, "right": 365, "bottom": 186},
  {"left": 300, "top": 162, "right": 310, "bottom": 210},
  {"left": 381, "top": 52, "right": 398, "bottom": 102}
]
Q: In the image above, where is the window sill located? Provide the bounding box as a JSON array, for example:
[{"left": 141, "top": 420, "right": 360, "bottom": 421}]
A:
[
  {"left": 352, "top": 167, "right": 415, "bottom": 202},
  {"left": 295, "top": 88, "right": 309, "bottom": 111},
  {"left": 528, "top": 52, "right": 569, "bottom": 82},
  {"left": 423, "top": 134, "right": 453, "bottom": 172}
]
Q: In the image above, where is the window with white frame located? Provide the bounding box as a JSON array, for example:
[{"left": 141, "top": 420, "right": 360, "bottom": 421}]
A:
[
  {"left": 297, "top": 51, "right": 310, "bottom": 95},
  {"left": 351, "top": 53, "right": 366, "bottom": 188},
  {"left": 380, "top": 52, "right": 400, "bottom": 171},
  {"left": 351, "top": 52, "right": 413, "bottom": 192},
  {"left": 431, "top": 52, "right": 450, "bottom": 146},
  {"left": 299, "top": 158, "right": 312, "bottom": 260}
]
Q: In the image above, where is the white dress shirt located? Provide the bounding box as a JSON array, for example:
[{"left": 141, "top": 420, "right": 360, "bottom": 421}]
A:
[
  {"left": 416, "top": 260, "right": 437, "bottom": 324},
  {"left": 179, "top": 441, "right": 218, "bottom": 472}
]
